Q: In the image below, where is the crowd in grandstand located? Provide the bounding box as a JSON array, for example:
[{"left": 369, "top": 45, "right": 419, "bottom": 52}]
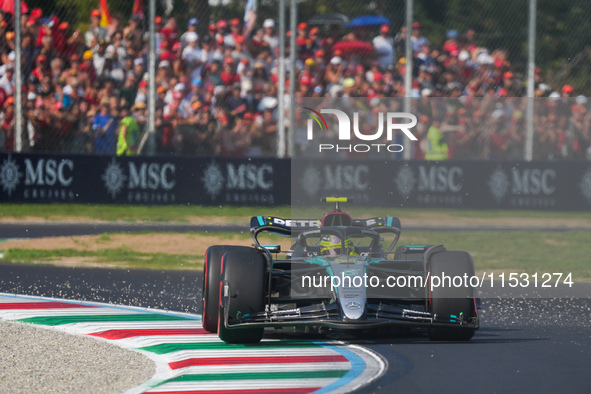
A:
[{"left": 0, "top": 6, "right": 589, "bottom": 160}]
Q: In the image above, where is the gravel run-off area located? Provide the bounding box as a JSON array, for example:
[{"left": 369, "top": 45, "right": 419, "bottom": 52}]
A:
[{"left": 0, "top": 320, "right": 155, "bottom": 394}]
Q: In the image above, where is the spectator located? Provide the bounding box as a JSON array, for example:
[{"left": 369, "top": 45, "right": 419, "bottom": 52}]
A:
[
  {"left": 93, "top": 97, "right": 117, "bottom": 154},
  {"left": 85, "top": 9, "right": 108, "bottom": 48},
  {"left": 117, "top": 103, "right": 142, "bottom": 156},
  {"left": 0, "top": 96, "right": 14, "bottom": 150},
  {"left": 262, "top": 19, "right": 278, "bottom": 51},
  {"left": 411, "top": 22, "right": 427, "bottom": 52},
  {"left": 373, "top": 25, "right": 394, "bottom": 70},
  {"left": 0, "top": 62, "right": 14, "bottom": 94}
]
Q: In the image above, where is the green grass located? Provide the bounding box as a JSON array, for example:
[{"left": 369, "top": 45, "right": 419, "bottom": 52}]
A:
[
  {"left": 0, "top": 204, "right": 291, "bottom": 222},
  {"left": 400, "top": 230, "right": 591, "bottom": 280},
  {"left": 2, "top": 247, "right": 204, "bottom": 271},
  {"left": 2, "top": 203, "right": 591, "bottom": 223},
  {"left": 2, "top": 230, "right": 590, "bottom": 279}
]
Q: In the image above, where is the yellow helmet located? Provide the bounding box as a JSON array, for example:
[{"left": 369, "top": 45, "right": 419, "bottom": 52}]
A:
[{"left": 320, "top": 235, "right": 357, "bottom": 256}]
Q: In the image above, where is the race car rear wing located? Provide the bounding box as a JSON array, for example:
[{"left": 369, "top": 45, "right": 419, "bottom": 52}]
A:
[{"left": 249, "top": 215, "right": 401, "bottom": 236}]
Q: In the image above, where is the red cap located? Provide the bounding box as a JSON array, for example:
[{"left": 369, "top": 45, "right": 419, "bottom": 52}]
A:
[
  {"left": 216, "top": 36, "right": 224, "bottom": 44},
  {"left": 231, "top": 18, "right": 240, "bottom": 26},
  {"left": 139, "top": 80, "right": 148, "bottom": 88},
  {"left": 333, "top": 49, "right": 342, "bottom": 56},
  {"left": 58, "top": 22, "right": 69, "bottom": 30},
  {"left": 494, "top": 59, "right": 504, "bottom": 69},
  {"left": 503, "top": 71, "right": 513, "bottom": 79},
  {"left": 208, "top": 24, "right": 216, "bottom": 31},
  {"left": 217, "top": 20, "right": 228, "bottom": 29},
  {"left": 244, "top": 112, "right": 253, "bottom": 120},
  {"left": 562, "top": 84, "right": 574, "bottom": 93},
  {"left": 173, "top": 42, "right": 182, "bottom": 51},
  {"left": 90, "top": 9, "right": 100, "bottom": 18},
  {"left": 310, "top": 27, "right": 319, "bottom": 35},
  {"left": 380, "top": 24, "right": 389, "bottom": 33},
  {"left": 298, "top": 22, "right": 308, "bottom": 30},
  {"left": 412, "top": 22, "right": 421, "bottom": 29},
  {"left": 315, "top": 49, "right": 324, "bottom": 57},
  {"left": 235, "top": 35, "right": 245, "bottom": 44},
  {"left": 31, "top": 8, "right": 42, "bottom": 19},
  {"left": 300, "top": 75, "right": 311, "bottom": 86},
  {"left": 155, "top": 16, "right": 163, "bottom": 24}
]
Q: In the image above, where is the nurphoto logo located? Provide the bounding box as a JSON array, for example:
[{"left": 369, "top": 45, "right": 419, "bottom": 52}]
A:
[{"left": 303, "top": 107, "right": 418, "bottom": 153}]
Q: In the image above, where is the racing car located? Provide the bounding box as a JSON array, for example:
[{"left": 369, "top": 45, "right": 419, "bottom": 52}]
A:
[{"left": 202, "top": 197, "right": 479, "bottom": 343}]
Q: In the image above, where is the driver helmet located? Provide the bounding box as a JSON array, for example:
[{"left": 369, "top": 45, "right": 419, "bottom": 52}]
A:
[{"left": 320, "top": 235, "right": 357, "bottom": 256}]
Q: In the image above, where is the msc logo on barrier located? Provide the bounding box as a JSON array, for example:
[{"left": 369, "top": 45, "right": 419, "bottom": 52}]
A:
[
  {"left": 202, "top": 161, "right": 274, "bottom": 204},
  {"left": 102, "top": 159, "right": 176, "bottom": 202},
  {"left": 393, "top": 164, "right": 464, "bottom": 206},
  {"left": 304, "top": 107, "right": 418, "bottom": 153},
  {"left": 0, "top": 155, "right": 20, "bottom": 196},
  {"left": 488, "top": 167, "right": 557, "bottom": 208},
  {"left": 0, "top": 155, "right": 75, "bottom": 200},
  {"left": 302, "top": 164, "right": 370, "bottom": 202},
  {"left": 580, "top": 169, "right": 591, "bottom": 204}
]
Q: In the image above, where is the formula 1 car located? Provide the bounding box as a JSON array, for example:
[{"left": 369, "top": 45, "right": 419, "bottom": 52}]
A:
[{"left": 202, "top": 198, "right": 479, "bottom": 344}]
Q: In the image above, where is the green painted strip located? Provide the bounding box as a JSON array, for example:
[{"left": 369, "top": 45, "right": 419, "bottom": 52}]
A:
[
  {"left": 18, "top": 314, "right": 191, "bottom": 326},
  {"left": 140, "top": 340, "right": 322, "bottom": 355},
  {"left": 158, "top": 370, "right": 348, "bottom": 385}
]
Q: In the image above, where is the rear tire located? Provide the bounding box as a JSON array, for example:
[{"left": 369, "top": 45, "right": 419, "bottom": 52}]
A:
[
  {"left": 427, "top": 251, "right": 477, "bottom": 341},
  {"left": 218, "top": 248, "right": 266, "bottom": 344},
  {"left": 202, "top": 245, "right": 252, "bottom": 333}
]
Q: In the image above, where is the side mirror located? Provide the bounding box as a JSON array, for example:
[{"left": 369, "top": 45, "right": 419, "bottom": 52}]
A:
[{"left": 262, "top": 244, "right": 281, "bottom": 253}]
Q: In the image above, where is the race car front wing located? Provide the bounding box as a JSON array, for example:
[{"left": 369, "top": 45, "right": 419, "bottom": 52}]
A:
[{"left": 221, "top": 300, "right": 479, "bottom": 331}]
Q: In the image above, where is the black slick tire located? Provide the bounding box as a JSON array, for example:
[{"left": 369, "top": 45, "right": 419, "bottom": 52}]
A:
[
  {"left": 202, "top": 245, "right": 252, "bottom": 333},
  {"left": 218, "top": 248, "right": 266, "bottom": 344},
  {"left": 427, "top": 251, "right": 477, "bottom": 341}
]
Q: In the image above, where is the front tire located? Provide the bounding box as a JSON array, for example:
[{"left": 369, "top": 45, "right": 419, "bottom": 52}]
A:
[
  {"left": 218, "top": 248, "right": 266, "bottom": 344},
  {"left": 427, "top": 251, "right": 477, "bottom": 341},
  {"left": 202, "top": 245, "right": 252, "bottom": 333}
]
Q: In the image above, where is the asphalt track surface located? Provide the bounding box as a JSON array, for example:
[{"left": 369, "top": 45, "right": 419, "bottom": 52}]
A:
[
  {"left": 1, "top": 262, "right": 590, "bottom": 393},
  {"left": 1, "top": 222, "right": 591, "bottom": 393}
]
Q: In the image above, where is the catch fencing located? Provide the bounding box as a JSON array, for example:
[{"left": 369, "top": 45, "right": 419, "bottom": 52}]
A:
[{"left": 0, "top": 0, "right": 589, "bottom": 160}]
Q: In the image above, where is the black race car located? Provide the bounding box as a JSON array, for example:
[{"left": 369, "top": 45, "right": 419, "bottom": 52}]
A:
[{"left": 202, "top": 198, "right": 479, "bottom": 343}]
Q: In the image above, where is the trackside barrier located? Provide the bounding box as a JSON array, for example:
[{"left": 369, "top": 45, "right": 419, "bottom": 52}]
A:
[{"left": 1, "top": 152, "right": 591, "bottom": 210}]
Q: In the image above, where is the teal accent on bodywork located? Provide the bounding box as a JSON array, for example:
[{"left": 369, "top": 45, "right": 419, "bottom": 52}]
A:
[
  {"left": 257, "top": 216, "right": 265, "bottom": 226},
  {"left": 303, "top": 256, "right": 330, "bottom": 267},
  {"left": 387, "top": 217, "right": 393, "bottom": 227}
]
